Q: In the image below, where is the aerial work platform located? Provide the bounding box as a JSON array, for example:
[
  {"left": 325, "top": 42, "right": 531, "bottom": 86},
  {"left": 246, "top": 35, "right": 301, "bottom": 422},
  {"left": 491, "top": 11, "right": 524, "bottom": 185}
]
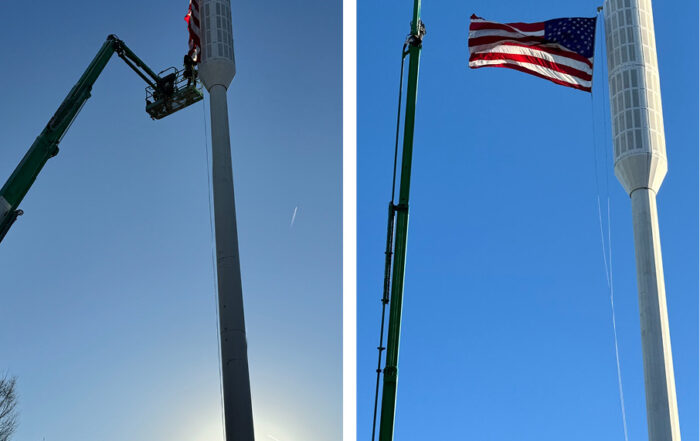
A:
[
  {"left": 145, "top": 66, "right": 203, "bottom": 120},
  {"left": 0, "top": 35, "right": 205, "bottom": 244}
]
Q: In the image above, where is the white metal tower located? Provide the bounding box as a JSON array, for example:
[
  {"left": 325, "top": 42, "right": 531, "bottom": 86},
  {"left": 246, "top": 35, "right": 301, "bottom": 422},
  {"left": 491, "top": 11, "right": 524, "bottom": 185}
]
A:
[
  {"left": 199, "top": 1, "right": 255, "bottom": 440},
  {"left": 603, "top": 1, "right": 681, "bottom": 440}
]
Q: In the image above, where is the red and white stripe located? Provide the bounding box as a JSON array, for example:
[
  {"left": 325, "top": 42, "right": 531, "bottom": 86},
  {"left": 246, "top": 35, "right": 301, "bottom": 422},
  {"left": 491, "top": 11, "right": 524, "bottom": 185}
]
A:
[
  {"left": 185, "top": 0, "right": 201, "bottom": 62},
  {"left": 468, "top": 15, "right": 593, "bottom": 92}
]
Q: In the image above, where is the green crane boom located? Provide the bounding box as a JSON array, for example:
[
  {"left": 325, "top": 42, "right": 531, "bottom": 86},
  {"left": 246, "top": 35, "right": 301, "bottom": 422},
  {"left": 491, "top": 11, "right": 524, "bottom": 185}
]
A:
[
  {"left": 0, "top": 35, "right": 203, "bottom": 244},
  {"left": 377, "top": 1, "right": 424, "bottom": 440}
]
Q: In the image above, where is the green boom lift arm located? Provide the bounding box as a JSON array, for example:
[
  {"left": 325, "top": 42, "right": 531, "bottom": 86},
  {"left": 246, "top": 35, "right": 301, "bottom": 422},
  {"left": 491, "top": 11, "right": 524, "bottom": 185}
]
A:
[
  {"left": 0, "top": 35, "right": 203, "bottom": 244},
  {"left": 375, "top": 2, "right": 425, "bottom": 441}
]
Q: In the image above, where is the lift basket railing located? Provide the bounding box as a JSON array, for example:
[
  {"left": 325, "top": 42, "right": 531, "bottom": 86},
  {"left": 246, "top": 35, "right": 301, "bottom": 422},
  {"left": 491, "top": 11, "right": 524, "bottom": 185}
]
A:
[{"left": 145, "top": 66, "right": 203, "bottom": 120}]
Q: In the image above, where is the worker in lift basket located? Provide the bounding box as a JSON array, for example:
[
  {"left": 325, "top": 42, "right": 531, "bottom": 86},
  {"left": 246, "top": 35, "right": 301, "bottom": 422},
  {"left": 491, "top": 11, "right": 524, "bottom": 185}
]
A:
[{"left": 183, "top": 54, "right": 197, "bottom": 87}]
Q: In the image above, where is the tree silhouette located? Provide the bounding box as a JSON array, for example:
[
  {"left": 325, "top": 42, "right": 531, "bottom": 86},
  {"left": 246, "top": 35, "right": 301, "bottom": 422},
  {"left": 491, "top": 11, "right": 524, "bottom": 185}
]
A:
[{"left": 0, "top": 375, "right": 17, "bottom": 441}]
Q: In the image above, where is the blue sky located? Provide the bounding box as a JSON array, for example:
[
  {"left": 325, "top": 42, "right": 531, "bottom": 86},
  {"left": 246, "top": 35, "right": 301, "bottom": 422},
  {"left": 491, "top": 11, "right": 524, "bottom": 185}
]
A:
[
  {"left": 0, "top": 1, "right": 340, "bottom": 441},
  {"left": 358, "top": 1, "right": 697, "bottom": 440}
]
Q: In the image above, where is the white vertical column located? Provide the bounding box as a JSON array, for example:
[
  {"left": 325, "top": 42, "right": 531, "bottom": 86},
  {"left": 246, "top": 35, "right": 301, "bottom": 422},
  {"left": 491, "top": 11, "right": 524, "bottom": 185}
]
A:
[
  {"left": 604, "top": 0, "right": 681, "bottom": 440},
  {"left": 199, "top": 1, "right": 254, "bottom": 440},
  {"left": 209, "top": 83, "right": 255, "bottom": 441},
  {"left": 629, "top": 188, "right": 680, "bottom": 441}
]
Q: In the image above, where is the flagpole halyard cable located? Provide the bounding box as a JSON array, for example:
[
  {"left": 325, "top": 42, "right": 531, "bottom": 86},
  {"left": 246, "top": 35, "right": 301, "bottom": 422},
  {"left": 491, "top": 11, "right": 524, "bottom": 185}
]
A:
[
  {"left": 591, "top": 10, "right": 630, "bottom": 440},
  {"left": 600, "top": 13, "right": 629, "bottom": 439}
]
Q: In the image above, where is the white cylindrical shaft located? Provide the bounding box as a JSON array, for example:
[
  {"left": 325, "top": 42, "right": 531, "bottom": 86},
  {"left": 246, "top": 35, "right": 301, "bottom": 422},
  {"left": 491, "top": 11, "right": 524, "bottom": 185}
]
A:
[
  {"left": 604, "top": 1, "right": 681, "bottom": 439},
  {"left": 198, "top": 1, "right": 252, "bottom": 438},
  {"left": 630, "top": 188, "right": 681, "bottom": 441},
  {"left": 210, "top": 83, "right": 255, "bottom": 441}
]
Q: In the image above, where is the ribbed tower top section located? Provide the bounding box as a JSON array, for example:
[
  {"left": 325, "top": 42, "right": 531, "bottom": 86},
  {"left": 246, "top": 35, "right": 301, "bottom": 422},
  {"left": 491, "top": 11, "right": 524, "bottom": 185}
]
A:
[
  {"left": 604, "top": 0, "right": 667, "bottom": 195},
  {"left": 199, "top": 0, "right": 236, "bottom": 90}
]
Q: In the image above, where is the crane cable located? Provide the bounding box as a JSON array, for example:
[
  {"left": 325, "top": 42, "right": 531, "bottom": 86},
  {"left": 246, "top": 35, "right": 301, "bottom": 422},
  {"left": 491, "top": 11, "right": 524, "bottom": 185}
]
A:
[
  {"left": 370, "top": 41, "right": 409, "bottom": 441},
  {"left": 591, "top": 10, "right": 630, "bottom": 441},
  {"left": 201, "top": 94, "right": 227, "bottom": 440}
]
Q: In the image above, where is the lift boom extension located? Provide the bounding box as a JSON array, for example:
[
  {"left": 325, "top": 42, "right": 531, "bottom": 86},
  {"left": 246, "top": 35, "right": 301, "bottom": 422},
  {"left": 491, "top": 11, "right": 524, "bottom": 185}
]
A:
[
  {"left": 0, "top": 35, "right": 203, "bottom": 244},
  {"left": 375, "top": 2, "right": 423, "bottom": 441}
]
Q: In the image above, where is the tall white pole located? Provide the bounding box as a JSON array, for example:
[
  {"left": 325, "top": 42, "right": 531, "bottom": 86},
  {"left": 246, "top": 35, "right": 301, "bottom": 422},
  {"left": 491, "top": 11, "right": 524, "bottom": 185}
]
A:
[
  {"left": 603, "top": 1, "right": 681, "bottom": 440},
  {"left": 199, "top": 1, "right": 255, "bottom": 440}
]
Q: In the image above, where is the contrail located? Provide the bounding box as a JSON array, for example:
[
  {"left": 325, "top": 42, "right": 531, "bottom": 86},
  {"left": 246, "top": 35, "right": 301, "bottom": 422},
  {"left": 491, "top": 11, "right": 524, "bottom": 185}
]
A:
[
  {"left": 267, "top": 435, "right": 282, "bottom": 441},
  {"left": 290, "top": 206, "right": 298, "bottom": 228}
]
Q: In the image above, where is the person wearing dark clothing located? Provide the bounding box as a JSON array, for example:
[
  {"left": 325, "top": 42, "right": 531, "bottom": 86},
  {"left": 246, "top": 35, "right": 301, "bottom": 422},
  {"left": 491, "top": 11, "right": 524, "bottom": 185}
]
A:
[{"left": 183, "top": 54, "right": 196, "bottom": 87}]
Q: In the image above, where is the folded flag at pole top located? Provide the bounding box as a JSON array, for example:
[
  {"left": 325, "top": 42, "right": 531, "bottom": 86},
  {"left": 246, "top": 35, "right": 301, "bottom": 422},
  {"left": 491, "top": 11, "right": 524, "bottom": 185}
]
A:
[
  {"left": 185, "top": 0, "right": 201, "bottom": 63},
  {"left": 468, "top": 14, "right": 597, "bottom": 92}
]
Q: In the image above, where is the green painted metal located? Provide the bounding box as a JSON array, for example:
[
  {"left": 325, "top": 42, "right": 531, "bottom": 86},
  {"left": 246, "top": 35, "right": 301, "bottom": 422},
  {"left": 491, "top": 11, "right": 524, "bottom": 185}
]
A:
[
  {"left": 116, "top": 42, "right": 161, "bottom": 87},
  {"left": 0, "top": 35, "right": 199, "bottom": 244},
  {"left": 0, "top": 37, "right": 118, "bottom": 243},
  {"left": 377, "top": 1, "right": 423, "bottom": 440}
]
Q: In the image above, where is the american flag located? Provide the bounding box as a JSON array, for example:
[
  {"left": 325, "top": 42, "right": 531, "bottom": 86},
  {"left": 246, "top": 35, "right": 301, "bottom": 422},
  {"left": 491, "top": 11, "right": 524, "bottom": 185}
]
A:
[
  {"left": 468, "top": 14, "right": 597, "bottom": 92},
  {"left": 185, "top": 0, "right": 201, "bottom": 62}
]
